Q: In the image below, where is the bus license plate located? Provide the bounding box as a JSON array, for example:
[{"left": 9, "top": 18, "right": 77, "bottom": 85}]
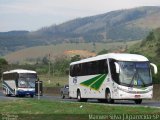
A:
[{"left": 135, "top": 95, "right": 141, "bottom": 98}]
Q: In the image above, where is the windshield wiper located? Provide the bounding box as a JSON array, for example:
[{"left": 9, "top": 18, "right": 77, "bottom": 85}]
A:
[
  {"left": 129, "top": 71, "right": 146, "bottom": 87},
  {"left": 137, "top": 73, "right": 146, "bottom": 87},
  {"left": 129, "top": 71, "right": 137, "bottom": 87}
]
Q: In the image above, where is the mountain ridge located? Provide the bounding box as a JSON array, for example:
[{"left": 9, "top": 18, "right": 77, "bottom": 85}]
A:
[{"left": 1, "top": 6, "right": 160, "bottom": 55}]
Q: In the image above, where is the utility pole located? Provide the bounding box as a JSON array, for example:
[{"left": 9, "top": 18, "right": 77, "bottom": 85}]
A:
[{"left": 48, "top": 54, "right": 51, "bottom": 82}]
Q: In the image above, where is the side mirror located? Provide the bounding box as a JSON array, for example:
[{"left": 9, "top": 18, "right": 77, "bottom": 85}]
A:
[
  {"left": 114, "top": 62, "right": 120, "bottom": 73},
  {"left": 150, "top": 63, "right": 158, "bottom": 74}
]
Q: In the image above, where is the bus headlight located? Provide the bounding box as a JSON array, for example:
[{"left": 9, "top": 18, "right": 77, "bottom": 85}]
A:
[
  {"left": 146, "top": 87, "right": 153, "bottom": 92},
  {"left": 117, "top": 86, "right": 129, "bottom": 93},
  {"left": 18, "top": 89, "right": 24, "bottom": 92}
]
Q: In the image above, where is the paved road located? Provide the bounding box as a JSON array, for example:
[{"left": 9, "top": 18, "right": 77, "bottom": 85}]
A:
[
  {"left": 40, "top": 95, "right": 160, "bottom": 108},
  {"left": 1, "top": 91, "right": 160, "bottom": 108}
]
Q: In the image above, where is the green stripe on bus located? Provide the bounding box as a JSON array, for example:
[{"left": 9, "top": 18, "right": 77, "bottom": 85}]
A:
[
  {"left": 90, "top": 74, "right": 107, "bottom": 90},
  {"left": 80, "top": 74, "right": 107, "bottom": 91},
  {"left": 80, "top": 74, "right": 103, "bottom": 87}
]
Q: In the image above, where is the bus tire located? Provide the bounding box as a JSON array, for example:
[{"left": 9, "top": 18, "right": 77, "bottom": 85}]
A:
[
  {"left": 30, "top": 95, "right": 34, "bottom": 98},
  {"left": 4, "top": 89, "right": 11, "bottom": 97},
  {"left": 4, "top": 90, "right": 8, "bottom": 97},
  {"left": 77, "top": 90, "right": 82, "bottom": 102},
  {"left": 135, "top": 99, "right": 142, "bottom": 104},
  {"left": 98, "top": 99, "right": 107, "bottom": 103},
  {"left": 105, "top": 89, "right": 114, "bottom": 104},
  {"left": 77, "top": 90, "right": 87, "bottom": 102},
  {"left": 15, "top": 95, "right": 19, "bottom": 97}
]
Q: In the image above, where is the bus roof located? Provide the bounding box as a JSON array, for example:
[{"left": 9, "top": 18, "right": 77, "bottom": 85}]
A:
[
  {"left": 70, "top": 53, "right": 149, "bottom": 65},
  {"left": 3, "top": 69, "right": 37, "bottom": 74}
]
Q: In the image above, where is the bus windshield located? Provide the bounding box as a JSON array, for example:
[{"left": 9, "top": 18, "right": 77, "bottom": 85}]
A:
[
  {"left": 118, "top": 62, "right": 152, "bottom": 87},
  {"left": 18, "top": 73, "right": 37, "bottom": 88}
]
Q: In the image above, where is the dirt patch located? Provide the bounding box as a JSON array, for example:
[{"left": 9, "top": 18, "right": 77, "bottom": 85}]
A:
[{"left": 64, "top": 50, "right": 96, "bottom": 58}]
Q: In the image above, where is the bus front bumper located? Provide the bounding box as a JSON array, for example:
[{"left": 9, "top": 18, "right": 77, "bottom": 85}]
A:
[
  {"left": 117, "top": 90, "right": 152, "bottom": 100},
  {"left": 113, "top": 86, "right": 153, "bottom": 100},
  {"left": 17, "top": 89, "right": 35, "bottom": 96}
]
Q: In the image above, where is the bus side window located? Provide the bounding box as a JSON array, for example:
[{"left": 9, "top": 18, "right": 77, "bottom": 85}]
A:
[
  {"left": 76, "top": 64, "right": 81, "bottom": 76},
  {"left": 98, "top": 60, "right": 108, "bottom": 74},
  {"left": 81, "top": 63, "right": 87, "bottom": 76},
  {"left": 70, "top": 65, "right": 74, "bottom": 77},
  {"left": 92, "top": 61, "right": 98, "bottom": 74},
  {"left": 109, "top": 59, "right": 119, "bottom": 84}
]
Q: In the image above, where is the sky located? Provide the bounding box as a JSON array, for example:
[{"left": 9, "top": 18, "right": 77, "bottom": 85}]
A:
[{"left": 0, "top": 0, "right": 160, "bottom": 32}]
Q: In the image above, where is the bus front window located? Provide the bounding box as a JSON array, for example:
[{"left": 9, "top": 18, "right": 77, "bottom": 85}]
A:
[
  {"left": 118, "top": 62, "right": 152, "bottom": 87},
  {"left": 18, "top": 78, "right": 36, "bottom": 88},
  {"left": 19, "top": 79, "right": 28, "bottom": 88},
  {"left": 27, "top": 78, "right": 35, "bottom": 88},
  {"left": 18, "top": 73, "right": 37, "bottom": 88}
]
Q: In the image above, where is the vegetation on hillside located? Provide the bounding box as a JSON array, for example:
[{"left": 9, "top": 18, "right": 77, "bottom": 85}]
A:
[
  {"left": 4, "top": 41, "right": 138, "bottom": 64},
  {"left": 0, "top": 58, "right": 8, "bottom": 78},
  {"left": 1, "top": 6, "right": 160, "bottom": 55}
]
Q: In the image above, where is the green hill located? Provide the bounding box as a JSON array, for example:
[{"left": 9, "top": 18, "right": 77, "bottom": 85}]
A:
[
  {"left": 35, "top": 6, "right": 160, "bottom": 42},
  {"left": 128, "top": 28, "right": 160, "bottom": 83},
  {"left": 129, "top": 28, "right": 160, "bottom": 63},
  {"left": 1, "top": 6, "right": 160, "bottom": 55},
  {"left": 4, "top": 41, "right": 138, "bottom": 64}
]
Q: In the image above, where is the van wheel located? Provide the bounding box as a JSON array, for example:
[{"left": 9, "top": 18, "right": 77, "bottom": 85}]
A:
[
  {"left": 135, "top": 99, "right": 142, "bottom": 104},
  {"left": 106, "top": 89, "right": 114, "bottom": 103},
  {"left": 61, "top": 92, "right": 65, "bottom": 99}
]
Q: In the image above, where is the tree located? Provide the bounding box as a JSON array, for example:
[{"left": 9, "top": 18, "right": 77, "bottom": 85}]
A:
[
  {"left": 42, "top": 56, "right": 49, "bottom": 65},
  {"left": 97, "top": 49, "right": 108, "bottom": 55},
  {"left": 156, "top": 41, "right": 160, "bottom": 56},
  {"left": 53, "top": 57, "right": 70, "bottom": 76},
  {"left": 71, "top": 55, "right": 81, "bottom": 62},
  {"left": 0, "top": 58, "right": 8, "bottom": 66},
  {"left": 0, "top": 58, "right": 8, "bottom": 79}
]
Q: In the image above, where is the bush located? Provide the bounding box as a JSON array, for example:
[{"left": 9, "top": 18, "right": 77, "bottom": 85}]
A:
[{"left": 53, "top": 57, "right": 70, "bottom": 76}]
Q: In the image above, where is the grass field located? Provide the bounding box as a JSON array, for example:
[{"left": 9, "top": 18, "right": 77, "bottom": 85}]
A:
[
  {"left": 0, "top": 99, "right": 160, "bottom": 120},
  {"left": 39, "top": 75, "right": 68, "bottom": 87},
  {"left": 4, "top": 41, "right": 140, "bottom": 64}
]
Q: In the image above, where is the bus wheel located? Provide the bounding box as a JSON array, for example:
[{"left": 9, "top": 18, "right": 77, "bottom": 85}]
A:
[
  {"left": 30, "top": 95, "right": 34, "bottom": 98},
  {"left": 135, "top": 99, "right": 142, "bottom": 104},
  {"left": 77, "top": 91, "right": 82, "bottom": 102},
  {"left": 105, "top": 90, "right": 114, "bottom": 104},
  {"left": 98, "top": 99, "right": 107, "bottom": 103},
  {"left": 77, "top": 90, "right": 87, "bottom": 102},
  {"left": 4, "top": 90, "right": 9, "bottom": 97}
]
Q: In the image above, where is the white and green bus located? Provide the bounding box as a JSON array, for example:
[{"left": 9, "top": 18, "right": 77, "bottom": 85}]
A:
[
  {"left": 69, "top": 53, "right": 157, "bottom": 104},
  {"left": 2, "top": 69, "right": 37, "bottom": 97}
]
